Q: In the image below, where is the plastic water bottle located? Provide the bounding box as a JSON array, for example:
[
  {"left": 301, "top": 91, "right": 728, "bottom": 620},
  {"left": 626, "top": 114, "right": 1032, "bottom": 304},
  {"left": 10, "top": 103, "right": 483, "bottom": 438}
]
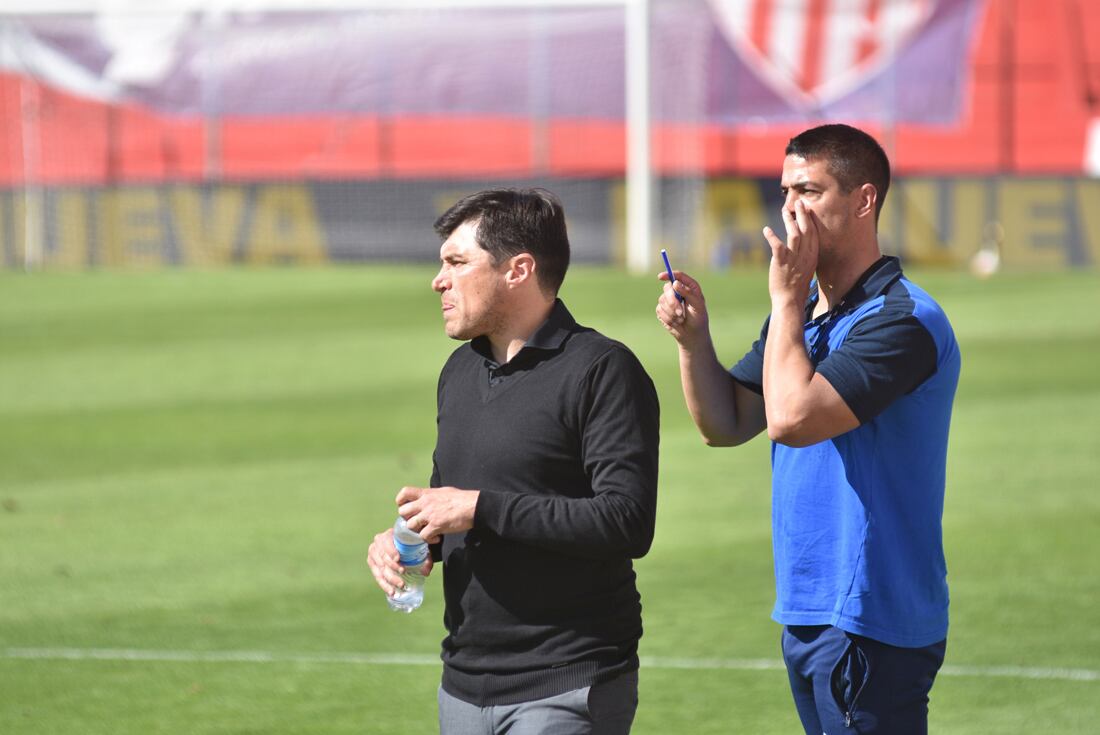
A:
[{"left": 387, "top": 516, "right": 429, "bottom": 613}]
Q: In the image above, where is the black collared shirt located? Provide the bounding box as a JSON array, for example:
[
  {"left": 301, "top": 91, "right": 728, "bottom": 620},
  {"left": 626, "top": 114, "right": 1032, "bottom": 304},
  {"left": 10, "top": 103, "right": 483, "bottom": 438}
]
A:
[
  {"left": 470, "top": 299, "right": 575, "bottom": 392},
  {"left": 430, "top": 299, "right": 660, "bottom": 706}
]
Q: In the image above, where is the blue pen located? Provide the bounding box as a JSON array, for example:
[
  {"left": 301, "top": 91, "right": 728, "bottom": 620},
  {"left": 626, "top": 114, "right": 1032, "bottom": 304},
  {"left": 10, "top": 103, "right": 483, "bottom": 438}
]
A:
[{"left": 661, "top": 249, "right": 684, "bottom": 303}]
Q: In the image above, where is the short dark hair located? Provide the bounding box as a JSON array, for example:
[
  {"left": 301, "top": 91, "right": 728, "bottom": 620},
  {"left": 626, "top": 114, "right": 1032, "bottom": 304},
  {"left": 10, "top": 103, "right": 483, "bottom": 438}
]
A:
[
  {"left": 434, "top": 188, "right": 571, "bottom": 295},
  {"left": 786, "top": 124, "right": 891, "bottom": 220}
]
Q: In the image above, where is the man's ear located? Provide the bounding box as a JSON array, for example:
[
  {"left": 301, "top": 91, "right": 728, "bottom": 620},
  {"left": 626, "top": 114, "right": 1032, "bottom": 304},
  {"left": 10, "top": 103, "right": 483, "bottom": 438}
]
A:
[
  {"left": 855, "top": 183, "right": 878, "bottom": 220},
  {"left": 505, "top": 253, "right": 537, "bottom": 287}
]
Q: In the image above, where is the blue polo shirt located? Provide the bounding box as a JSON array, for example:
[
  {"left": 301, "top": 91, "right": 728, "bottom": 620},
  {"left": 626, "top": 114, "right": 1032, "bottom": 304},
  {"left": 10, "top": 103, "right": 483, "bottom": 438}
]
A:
[{"left": 731, "top": 256, "right": 960, "bottom": 648}]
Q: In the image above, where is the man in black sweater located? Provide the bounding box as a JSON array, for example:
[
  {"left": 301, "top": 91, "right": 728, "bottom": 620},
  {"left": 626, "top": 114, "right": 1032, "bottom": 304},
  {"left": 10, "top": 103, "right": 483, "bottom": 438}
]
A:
[{"left": 366, "top": 188, "right": 659, "bottom": 734}]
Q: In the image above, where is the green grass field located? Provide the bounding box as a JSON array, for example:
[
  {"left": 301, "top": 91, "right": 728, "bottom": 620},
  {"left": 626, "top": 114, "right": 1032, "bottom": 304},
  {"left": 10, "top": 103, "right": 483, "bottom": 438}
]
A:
[{"left": 2, "top": 265, "right": 1098, "bottom": 734}]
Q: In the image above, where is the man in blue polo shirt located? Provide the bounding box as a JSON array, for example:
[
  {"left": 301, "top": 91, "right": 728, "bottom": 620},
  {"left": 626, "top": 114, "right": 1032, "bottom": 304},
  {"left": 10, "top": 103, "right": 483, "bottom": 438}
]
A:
[{"left": 655, "top": 123, "right": 960, "bottom": 734}]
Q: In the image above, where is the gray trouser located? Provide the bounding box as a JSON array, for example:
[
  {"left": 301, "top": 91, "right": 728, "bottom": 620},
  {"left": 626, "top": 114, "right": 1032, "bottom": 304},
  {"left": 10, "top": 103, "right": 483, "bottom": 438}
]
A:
[{"left": 438, "top": 670, "right": 638, "bottom": 735}]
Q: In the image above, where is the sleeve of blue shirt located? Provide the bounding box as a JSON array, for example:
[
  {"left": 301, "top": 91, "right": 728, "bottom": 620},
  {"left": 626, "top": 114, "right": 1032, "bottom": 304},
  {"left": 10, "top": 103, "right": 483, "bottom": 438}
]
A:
[
  {"left": 729, "top": 309, "right": 938, "bottom": 426},
  {"left": 815, "top": 309, "right": 938, "bottom": 425},
  {"left": 729, "top": 315, "right": 769, "bottom": 395}
]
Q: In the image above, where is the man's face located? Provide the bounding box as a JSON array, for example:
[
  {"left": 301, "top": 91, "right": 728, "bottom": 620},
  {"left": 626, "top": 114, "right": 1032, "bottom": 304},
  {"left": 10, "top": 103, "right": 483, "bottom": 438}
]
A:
[
  {"left": 431, "top": 220, "right": 506, "bottom": 341},
  {"left": 780, "top": 154, "right": 859, "bottom": 254}
]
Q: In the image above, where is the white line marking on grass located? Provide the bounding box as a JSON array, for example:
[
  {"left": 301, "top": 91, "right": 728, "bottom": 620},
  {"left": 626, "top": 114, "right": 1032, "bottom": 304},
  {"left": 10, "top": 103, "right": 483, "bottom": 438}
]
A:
[
  {"left": 640, "top": 656, "right": 786, "bottom": 672},
  {"left": 4, "top": 648, "right": 1098, "bottom": 683},
  {"left": 939, "top": 664, "right": 1100, "bottom": 682},
  {"left": 2, "top": 648, "right": 440, "bottom": 666}
]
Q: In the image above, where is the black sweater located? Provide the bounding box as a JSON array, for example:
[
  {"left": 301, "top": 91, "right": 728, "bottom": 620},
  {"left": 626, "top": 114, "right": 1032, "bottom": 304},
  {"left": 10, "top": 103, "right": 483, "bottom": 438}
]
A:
[{"left": 430, "top": 300, "right": 660, "bottom": 706}]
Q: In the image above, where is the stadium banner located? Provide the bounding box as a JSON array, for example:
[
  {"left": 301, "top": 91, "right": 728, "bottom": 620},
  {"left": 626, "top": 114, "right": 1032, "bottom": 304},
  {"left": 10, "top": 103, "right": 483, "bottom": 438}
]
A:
[
  {"left": 0, "top": 0, "right": 979, "bottom": 124},
  {"left": 2, "top": 176, "right": 1097, "bottom": 270}
]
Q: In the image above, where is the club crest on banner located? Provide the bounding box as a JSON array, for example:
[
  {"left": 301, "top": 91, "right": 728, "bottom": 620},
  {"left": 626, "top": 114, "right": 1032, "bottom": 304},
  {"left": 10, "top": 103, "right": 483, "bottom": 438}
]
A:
[{"left": 708, "top": 0, "right": 935, "bottom": 108}]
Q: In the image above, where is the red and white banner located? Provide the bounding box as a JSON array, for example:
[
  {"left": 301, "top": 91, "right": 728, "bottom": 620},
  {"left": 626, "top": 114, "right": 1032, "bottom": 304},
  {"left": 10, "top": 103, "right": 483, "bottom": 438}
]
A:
[{"left": 710, "top": 0, "right": 933, "bottom": 107}]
